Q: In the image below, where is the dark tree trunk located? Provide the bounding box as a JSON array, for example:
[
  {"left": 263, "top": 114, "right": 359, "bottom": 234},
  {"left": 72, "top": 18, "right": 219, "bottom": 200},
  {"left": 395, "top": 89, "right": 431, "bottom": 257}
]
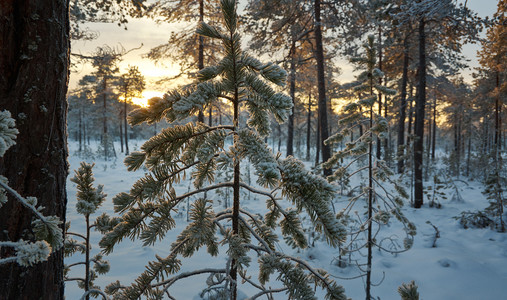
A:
[
  {"left": 366, "top": 75, "right": 374, "bottom": 300},
  {"left": 197, "top": 0, "right": 205, "bottom": 123},
  {"left": 407, "top": 83, "right": 414, "bottom": 145},
  {"left": 278, "top": 123, "right": 282, "bottom": 152},
  {"left": 431, "top": 95, "right": 436, "bottom": 161},
  {"left": 0, "top": 1, "right": 69, "bottom": 299},
  {"left": 85, "top": 215, "right": 91, "bottom": 300},
  {"left": 466, "top": 123, "right": 471, "bottom": 177},
  {"left": 315, "top": 111, "right": 321, "bottom": 167},
  {"left": 413, "top": 18, "right": 426, "bottom": 208},
  {"left": 495, "top": 71, "right": 500, "bottom": 152},
  {"left": 456, "top": 117, "right": 462, "bottom": 177},
  {"left": 124, "top": 96, "right": 129, "bottom": 155},
  {"left": 230, "top": 32, "right": 240, "bottom": 300},
  {"left": 397, "top": 37, "right": 409, "bottom": 173},
  {"left": 306, "top": 93, "right": 312, "bottom": 161},
  {"left": 314, "top": 0, "right": 331, "bottom": 175},
  {"left": 79, "top": 107, "right": 83, "bottom": 152},
  {"left": 119, "top": 111, "right": 124, "bottom": 153},
  {"left": 377, "top": 26, "right": 383, "bottom": 160},
  {"left": 208, "top": 105, "right": 212, "bottom": 126},
  {"left": 287, "top": 46, "right": 296, "bottom": 157},
  {"left": 102, "top": 78, "right": 109, "bottom": 160},
  {"left": 427, "top": 101, "right": 432, "bottom": 156}
]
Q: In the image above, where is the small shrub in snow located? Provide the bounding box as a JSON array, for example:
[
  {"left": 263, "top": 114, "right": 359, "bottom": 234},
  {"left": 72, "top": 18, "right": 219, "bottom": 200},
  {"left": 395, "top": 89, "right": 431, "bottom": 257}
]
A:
[
  {"left": 455, "top": 211, "right": 495, "bottom": 229},
  {"left": 65, "top": 162, "right": 113, "bottom": 299}
]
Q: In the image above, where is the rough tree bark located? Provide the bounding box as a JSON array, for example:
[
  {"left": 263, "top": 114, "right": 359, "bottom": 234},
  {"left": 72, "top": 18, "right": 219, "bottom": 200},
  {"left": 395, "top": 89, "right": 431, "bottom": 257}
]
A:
[
  {"left": 413, "top": 18, "right": 426, "bottom": 208},
  {"left": 306, "top": 93, "right": 312, "bottom": 161},
  {"left": 314, "top": 0, "right": 331, "bottom": 175},
  {"left": 377, "top": 26, "right": 383, "bottom": 160},
  {"left": 287, "top": 43, "right": 296, "bottom": 157},
  {"left": 197, "top": 0, "right": 205, "bottom": 123},
  {"left": 0, "top": 0, "right": 70, "bottom": 299},
  {"left": 397, "top": 36, "right": 409, "bottom": 173}
]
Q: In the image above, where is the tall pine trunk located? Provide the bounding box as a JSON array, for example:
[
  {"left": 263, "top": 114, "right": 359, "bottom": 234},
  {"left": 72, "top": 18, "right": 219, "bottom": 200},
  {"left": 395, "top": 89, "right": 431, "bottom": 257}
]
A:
[
  {"left": 306, "top": 93, "right": 312, "bottom": 161},
  {"left": 495, "top": 71, "right": 500, "bottom": 151},
  {"left": 431, "top": 95, "right": 437, "bottom": 161},
  {"left": 377, "top": 26, "right": 383, "bottom": 160},
  {"left": 124, "top": 95, "right": 129, "bottom": 155},
  {"left": 366, "top": 75, "right": 375, "bottom": 300},
  {"left": 197, "top": 0, "right": 205, "bottom": 123},
  {"left": 314, "top": 0, "right": 331, "bottom": 175},
  {"left": 397, "top": 37, "right": 409, "bottom": 173},
  {"left": 287, "top": 45, "right": 296, "bottom": 157},
  {"left": 0, "top": 1, "right": 70, "bottom": 298},
  {"left": 103, "top": 78, "right": 109, "bottom": 160},
  {"left": 120, "top": 111, "right": 124, "bottom": 153},
  {"left": 230, "top": 30, "right": 240, "bottom": 300},
  {"left": 413, "top": 18, "right": 426, "bottom": 208}
]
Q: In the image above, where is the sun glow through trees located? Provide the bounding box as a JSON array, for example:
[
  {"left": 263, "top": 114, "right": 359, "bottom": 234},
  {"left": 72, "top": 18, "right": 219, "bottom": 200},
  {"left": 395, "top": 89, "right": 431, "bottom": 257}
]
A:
[{"left": 130, "top": 90, "right": 164, "bottom": 107}]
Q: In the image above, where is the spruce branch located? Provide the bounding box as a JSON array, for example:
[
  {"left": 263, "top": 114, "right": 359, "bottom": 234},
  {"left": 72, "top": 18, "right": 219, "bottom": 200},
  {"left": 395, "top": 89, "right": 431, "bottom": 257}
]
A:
[{"left": 0, "top": 180, "right": 63, "bottom": 250}]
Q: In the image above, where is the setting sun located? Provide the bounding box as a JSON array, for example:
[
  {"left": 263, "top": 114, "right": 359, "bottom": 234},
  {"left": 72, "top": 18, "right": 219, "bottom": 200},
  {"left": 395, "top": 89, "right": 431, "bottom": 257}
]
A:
[{"left": 131, "top": 90, "right": 165, "bottom": 107}]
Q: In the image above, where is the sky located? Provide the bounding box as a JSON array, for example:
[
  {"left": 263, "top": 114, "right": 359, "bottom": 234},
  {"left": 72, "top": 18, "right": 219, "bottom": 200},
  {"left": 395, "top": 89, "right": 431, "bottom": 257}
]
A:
[{"left": 69, "top": 0, "right": 499, "bottom": 106}]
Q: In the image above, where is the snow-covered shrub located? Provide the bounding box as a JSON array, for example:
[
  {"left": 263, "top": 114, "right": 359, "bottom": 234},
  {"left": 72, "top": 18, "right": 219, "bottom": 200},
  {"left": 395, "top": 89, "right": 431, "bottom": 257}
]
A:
[
  {"left": 65, "top": 162, "right": 113, "bottom": 298},
  {"left": 324, "top": 35, "right": 416, "bottom": 299}
]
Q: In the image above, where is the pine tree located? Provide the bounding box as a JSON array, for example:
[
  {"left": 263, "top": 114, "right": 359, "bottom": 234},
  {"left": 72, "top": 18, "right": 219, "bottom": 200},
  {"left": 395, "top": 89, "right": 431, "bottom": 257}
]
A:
[
  {"left": 324, "top": 35, "right": 416, "bottom": 300},
  {"left": 394, "top": 0, "right": 483, "bottom": 208},
  {"left": 99, "top": 1, "right": 347, "bottom": 299},
  {"left": 65, "top": 162, "right": 112, "bottom": 300}
]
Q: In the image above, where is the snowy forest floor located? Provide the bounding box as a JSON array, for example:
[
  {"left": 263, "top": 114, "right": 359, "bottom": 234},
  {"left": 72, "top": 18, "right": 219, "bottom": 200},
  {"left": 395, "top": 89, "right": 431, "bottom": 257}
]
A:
[{"left": 64, "top": 141, "right": 507, "bottom": 300}]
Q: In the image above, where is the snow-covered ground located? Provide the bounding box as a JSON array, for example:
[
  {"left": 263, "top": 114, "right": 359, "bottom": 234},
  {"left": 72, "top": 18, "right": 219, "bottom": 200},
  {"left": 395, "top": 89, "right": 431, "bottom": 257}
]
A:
[{"left": 64, "top": 141, "right": 507, "bottom": 299}]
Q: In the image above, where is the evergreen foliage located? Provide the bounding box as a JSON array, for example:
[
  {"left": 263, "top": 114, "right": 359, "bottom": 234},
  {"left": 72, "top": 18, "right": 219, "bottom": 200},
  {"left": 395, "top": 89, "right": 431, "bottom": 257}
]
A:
[
  {"left": 65, "top": 162, "right": 112, "bottom": 298},
  {"left": 98, "top": 1, "right": 347, "bottom": 299},
  {"left": 398, "top": 280, "right": 419, "bottom": 300},
  {"left": 482, "top": 165, "right": 506, "bottom": 232}
]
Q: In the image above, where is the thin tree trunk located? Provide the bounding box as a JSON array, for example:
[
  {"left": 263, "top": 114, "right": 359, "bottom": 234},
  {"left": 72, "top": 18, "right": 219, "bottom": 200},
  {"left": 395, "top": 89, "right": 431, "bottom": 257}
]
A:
[
  {"left": 278, "top": 123, "right": 282, "bottom": 152},
  {"left": 287, "top": 43, "right": 296, "bottom": 157},
  {"left": 366, "top": 74, "right": 375, "bottom": 300},
  {"left": 231, "top": 29, "right": 240, "bottom": 300},
  {"left": 466, "top": 124, "right": 471, "bottom": 177},
  {"left": 306, "top": 93, "right": 312, "bottom": 161},
  {"left": 377, "top": 26, "right": 383, "bottom": 160},
  {"left": 457, "top": 117, "right": 462, "bottom": 178},
  {"left": 209, "top": 105, "right": 213, "bottom": 126},
  {"left": 79, "top": 106, "right": 83, "bottom": 152},
  {"left": 314, "top": 0, "right": 331, "bottom": 175},
  {"left": 431, "top": 95, "right": 436, "bottom": 161},
  {"left": 425, "top": 102, "right": 431, "bottom": 180},
  {"left": 315, "top": 111, "right": 321, "bottom": 167},
  {"left": 0, "top": 1, "right": 69, "bottom": 298},
  {"left": 103, "top": 78, "right": 108, "bottom": 160},
  {"left": 85, "top": 215, "right": 90, "bottom": 300},
  {"left": 197, "top": 0, "right": 205, "bottom": 123},
  {"left": 413, "top": 18, "right": 426, "bottom": 208},
  {"left": 407, "top": 83, "right": 414, "bottom": 145},
  {"left": 124, "top": 96, "right": 129, "bottom": 155},
  {"left": 397, "top": 37, "right": 409, "bottom": 173},
  {"left": 119, "top": 111, "right": 124, "bottom": 153},
  {"left": 495, "top": 71, "right": 500, "bottom": 151}
]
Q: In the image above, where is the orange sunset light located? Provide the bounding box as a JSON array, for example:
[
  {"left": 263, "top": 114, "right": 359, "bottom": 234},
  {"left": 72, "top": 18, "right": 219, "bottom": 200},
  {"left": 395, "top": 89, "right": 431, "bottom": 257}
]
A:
[{"left": 131, "top": 90, "right": 165, "bottom": 108}]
